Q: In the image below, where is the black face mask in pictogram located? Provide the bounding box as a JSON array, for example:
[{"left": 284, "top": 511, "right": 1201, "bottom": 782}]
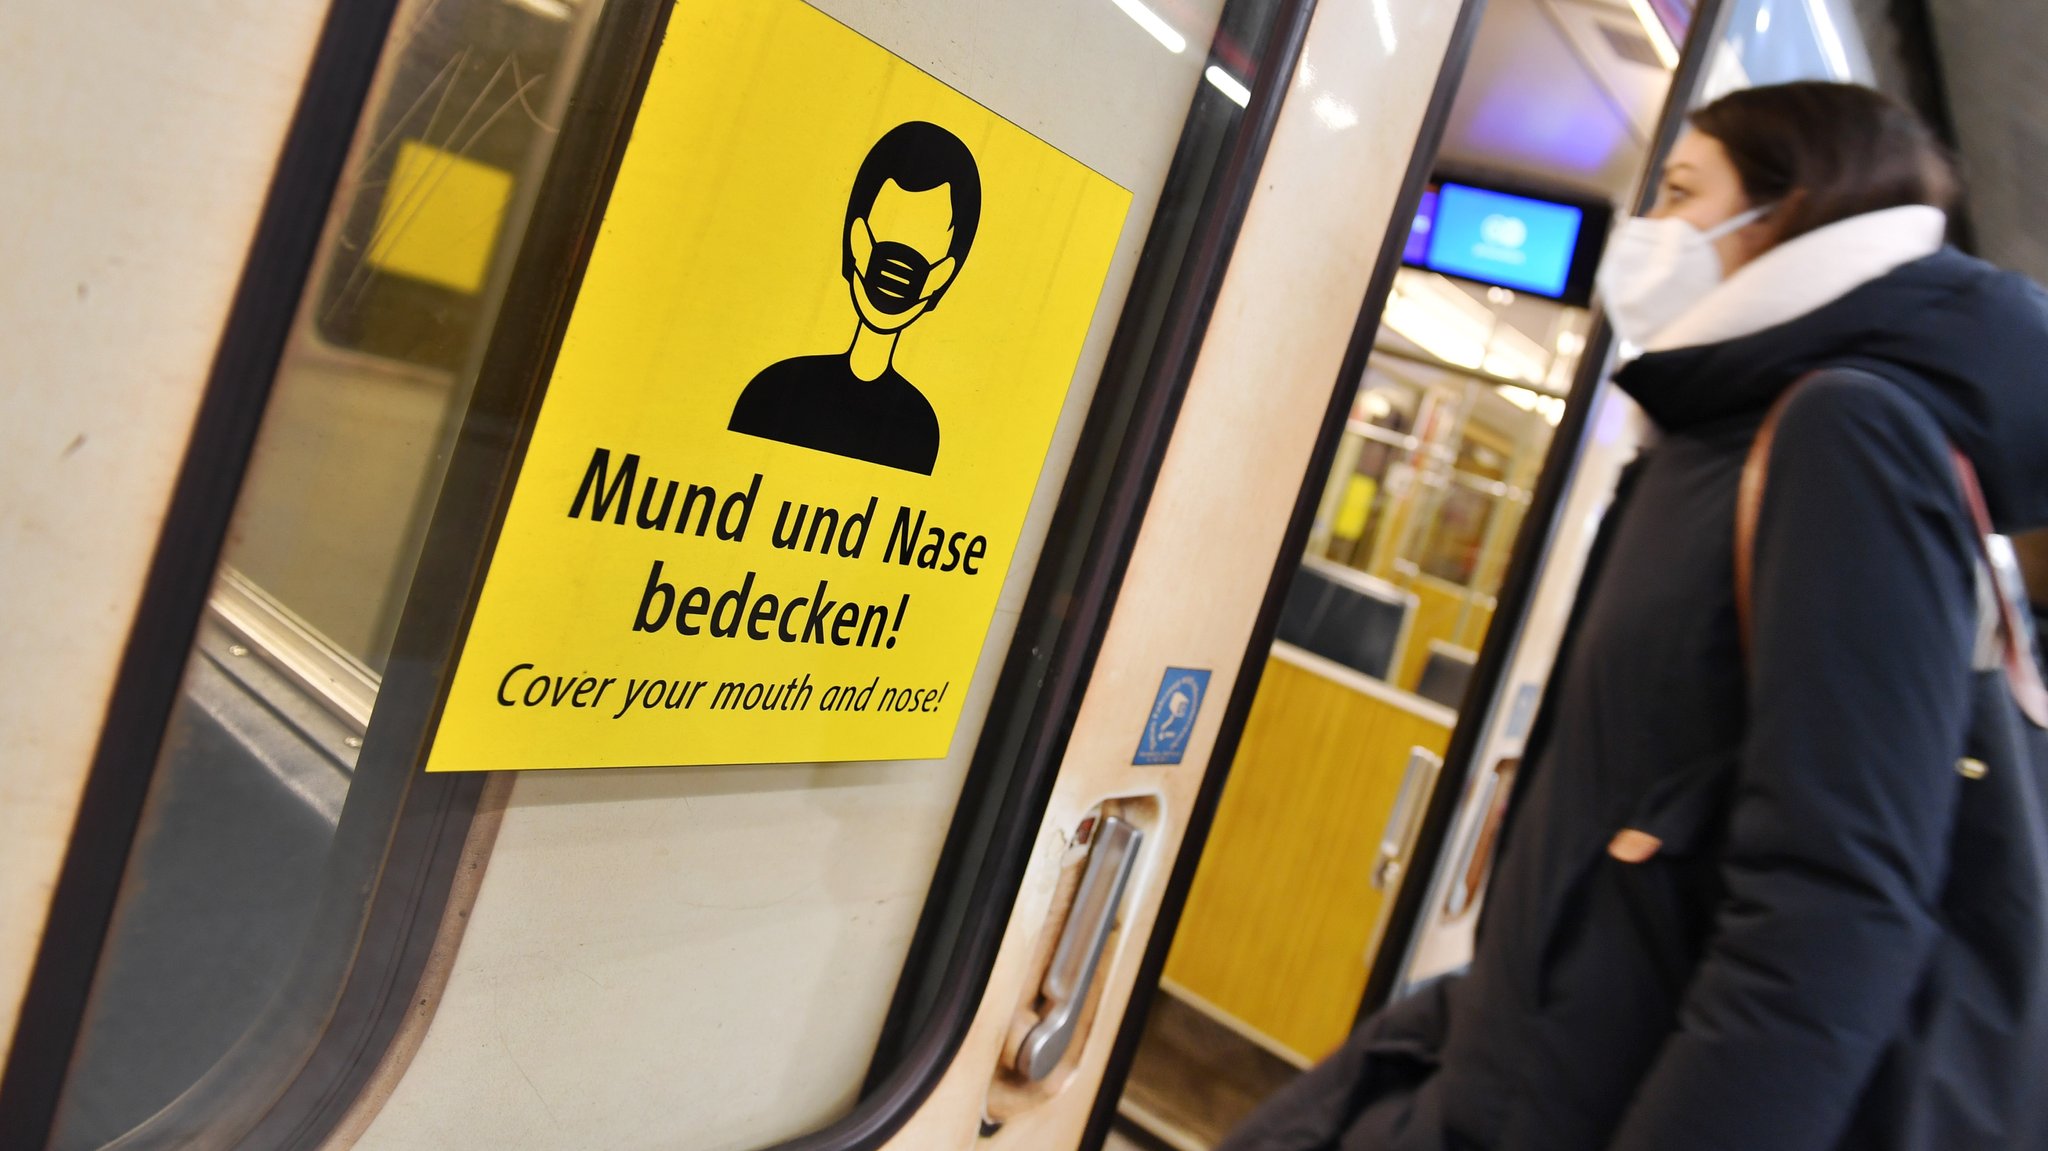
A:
[{"left": 862, "top": 239, "right": 936, "bottom": 314}]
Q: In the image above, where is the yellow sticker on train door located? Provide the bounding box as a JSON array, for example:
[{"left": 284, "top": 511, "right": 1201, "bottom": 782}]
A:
[{"left": 422, "top": 0, "right": 1131, "bottom": 771}]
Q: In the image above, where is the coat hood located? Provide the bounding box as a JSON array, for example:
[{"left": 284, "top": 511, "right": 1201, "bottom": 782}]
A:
[{"left": 1615, "top": 247, "right": 2048, "bottom": 532}]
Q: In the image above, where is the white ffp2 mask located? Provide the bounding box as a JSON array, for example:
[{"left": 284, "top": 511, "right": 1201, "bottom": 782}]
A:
[{"left": 1596, "top": 206, "right": 1770, "bottom": 347}]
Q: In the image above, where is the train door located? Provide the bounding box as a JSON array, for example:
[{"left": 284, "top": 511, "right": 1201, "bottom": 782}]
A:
[{"left": 5, "top": 1, "right": 1477, "bottom": 1149}]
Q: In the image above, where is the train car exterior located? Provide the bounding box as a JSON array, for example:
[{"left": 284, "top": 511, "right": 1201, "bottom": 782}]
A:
[{"left": 2, "top": 1, "right": 1939, "bottom": 1149}]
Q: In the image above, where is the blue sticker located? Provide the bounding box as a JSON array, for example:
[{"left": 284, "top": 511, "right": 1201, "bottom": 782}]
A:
[
  {"left": 1503, "top": 682, "right": 1542, "bottom": 742},
  {"left": 1135, "top": 667, "right": 1212, "bottom": 766}
]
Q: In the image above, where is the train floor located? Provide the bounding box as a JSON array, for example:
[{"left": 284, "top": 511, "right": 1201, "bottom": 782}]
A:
[{"left": 1114, "top": 989, "right": 1299, "bottom": 1151}]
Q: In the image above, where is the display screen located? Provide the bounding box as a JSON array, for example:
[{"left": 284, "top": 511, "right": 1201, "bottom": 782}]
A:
[{"left": 1417, "top": 182, "right": 1587, "bottom": 299}]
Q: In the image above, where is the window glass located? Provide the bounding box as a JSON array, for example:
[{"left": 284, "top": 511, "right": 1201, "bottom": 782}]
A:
[
  {"left": 51, "top": 2, "right": 605, "bottom": 1146},
  {"left": 1302, "top": 274, "right": 1584, "bottom": 695},
  {"left": 1702, "top": 0, "right": 1877, "bottom": 95},
  {"left": 226, "top": 1, "right": 597, "bottom": 673}
]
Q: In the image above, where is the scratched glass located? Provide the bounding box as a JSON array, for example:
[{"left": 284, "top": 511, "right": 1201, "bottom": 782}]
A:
[{"left": 47, "top": 1, "right": 603, "bottom": 1145}]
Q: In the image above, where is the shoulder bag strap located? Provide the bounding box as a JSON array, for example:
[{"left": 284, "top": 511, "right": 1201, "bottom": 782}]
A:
[
  {"left": 1736, "top": 378, "right": 2048, "bottom": 728},
  {"left": 1733, "top": 387, "right": 1789, "bottom": 659},
  {"left": 1950, "top": 451, "right": 2048, "bottom": 727}
]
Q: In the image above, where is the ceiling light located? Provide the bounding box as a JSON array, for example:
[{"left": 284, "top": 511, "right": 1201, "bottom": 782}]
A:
[
  {"left": 1384, "top": 273, "right": 1494, "bottom": 370},
  {"left": 1625, "top": 0, "right": 1681, "bottom": 68}
]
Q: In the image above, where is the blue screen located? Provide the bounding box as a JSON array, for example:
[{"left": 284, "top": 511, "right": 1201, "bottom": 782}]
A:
[{"left": 1425, "top": 183, "right": 1585, "bottom": 298}]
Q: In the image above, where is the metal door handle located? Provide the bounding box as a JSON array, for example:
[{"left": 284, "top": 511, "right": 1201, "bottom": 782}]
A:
[
  {"left": 1374, "top": 748, "right": 1442, "bottom": 889},
  {"left": 1442, "top": 767, "right": 1501, "bottom": 918},
  {"left": 1014, "top": 815, "right": 1143, "bottom": 1082}
]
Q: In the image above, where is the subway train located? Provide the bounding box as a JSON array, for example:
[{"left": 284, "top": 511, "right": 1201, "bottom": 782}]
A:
[{"left": 5, "top": 0, "right": 2042, "bottom": 1149}]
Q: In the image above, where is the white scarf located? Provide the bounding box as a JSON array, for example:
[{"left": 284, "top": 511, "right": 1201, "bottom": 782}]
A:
[{"left": 1645, "top": 204, "right": 1949, "bottom": 353}]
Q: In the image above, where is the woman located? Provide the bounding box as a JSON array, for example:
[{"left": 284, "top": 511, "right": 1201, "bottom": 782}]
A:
[{"left": 1223, "top": 81, "right": 2048, "bottom": 1151}]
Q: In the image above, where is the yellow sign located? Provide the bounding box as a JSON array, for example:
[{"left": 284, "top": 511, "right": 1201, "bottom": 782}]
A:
[{"left": 424, "top": 0, "right": 1131, "bottom": 771}]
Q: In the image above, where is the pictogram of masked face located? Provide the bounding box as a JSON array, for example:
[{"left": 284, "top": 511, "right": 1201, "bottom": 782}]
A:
[{"left": 841, "top": 121, "right": 981, "bottom": 334}]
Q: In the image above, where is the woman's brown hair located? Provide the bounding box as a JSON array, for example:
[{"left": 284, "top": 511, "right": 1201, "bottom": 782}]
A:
[{"left": 1689, "top": 81, "right": 1960, "bottom": 245}]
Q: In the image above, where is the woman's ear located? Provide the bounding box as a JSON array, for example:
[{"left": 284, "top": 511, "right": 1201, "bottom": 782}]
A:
[
  {"left": 1731, "top": 218, "right": 1776, "bottom": 269},
  {"left": 1719, "top": 193, "right": 1792, "bottom": 276},
  {"left": 1749, "top": 188, "right": 1805, "bottom": 253}
]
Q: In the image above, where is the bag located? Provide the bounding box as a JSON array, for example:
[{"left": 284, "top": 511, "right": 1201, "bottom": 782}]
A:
[
  {"left": 1737, "top": 377, "right": 2048, "bottom": 1149},
  {"left": 1212, "top": 977, "right": 1455, "bottom": 1151}
]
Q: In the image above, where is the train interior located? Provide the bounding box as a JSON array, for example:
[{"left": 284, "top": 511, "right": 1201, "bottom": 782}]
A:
[{"left": 17, "top": 1, "right": 2042, "bottom": 1150}]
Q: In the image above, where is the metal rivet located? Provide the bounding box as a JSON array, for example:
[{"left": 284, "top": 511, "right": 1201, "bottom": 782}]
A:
[
  {"left": 344, "top": 736, "right": 363, "bottom": 749},
  {"left": 226, "top": 644, "right": 249, "bottom": 657},
  {"left": 1958, "top": 757, "right": 1989, "bottom": 780}
]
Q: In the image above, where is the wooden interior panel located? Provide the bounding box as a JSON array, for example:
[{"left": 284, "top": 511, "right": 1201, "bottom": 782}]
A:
[
  {"left": 1392, "top": 574, "right": 1494, "bottom": 692},
  {"left": 1161, "top": 651, "right": 1452, "bottom": 1062}
]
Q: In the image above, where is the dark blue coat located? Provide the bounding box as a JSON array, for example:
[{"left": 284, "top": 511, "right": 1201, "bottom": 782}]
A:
[{"left": 1220, "top": 247, "right": 2048, "bottom": 1151}]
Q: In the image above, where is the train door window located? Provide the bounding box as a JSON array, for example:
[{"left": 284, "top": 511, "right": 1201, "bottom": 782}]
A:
[
  {"left": 225, "top": 1, "right": 599, "bottom": 676},
  {"left": 48, "top": 4, "right": 602, "bottom": 1148},
  {"left": 38, "top": 1, "right": 1313, "bottom": 1149},
  {"left": 1704, "top": 0, "right": 1876, "bottom": 93},
  {"left": 1109, "top": 0, "right": 1687, "bottom": 1144}
]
